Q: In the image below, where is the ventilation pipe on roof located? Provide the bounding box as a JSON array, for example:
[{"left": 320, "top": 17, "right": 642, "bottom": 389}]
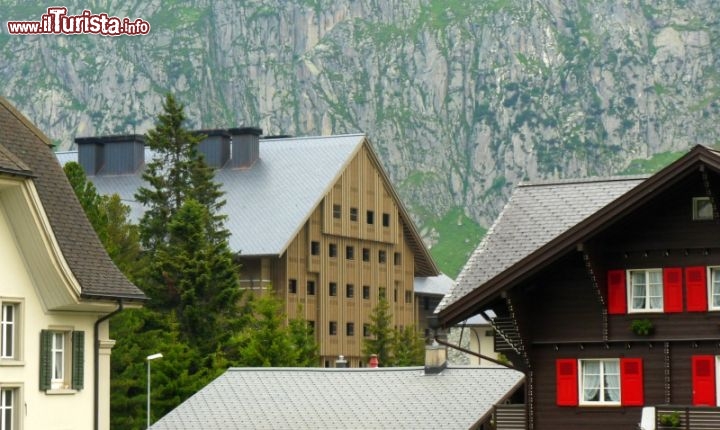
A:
[
  {"left": 368, "top": 354, "right": 379, "bottom": 368},
  {"left": 335, "top": 355, "right": 348, "bottom": 368},
  {"left": 424, "top": 340, "right": 448, "bottom": 375},
  {"left": 228, "top": 127, "right": 262, "bottom": 168},
  {"left": 75, "top": 135, "right": 145, "bottom": 176}
]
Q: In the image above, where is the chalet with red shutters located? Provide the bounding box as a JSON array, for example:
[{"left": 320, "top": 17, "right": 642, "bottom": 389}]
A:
[{"left": 434, "top": 145, "right": 720, "bottom": 429}]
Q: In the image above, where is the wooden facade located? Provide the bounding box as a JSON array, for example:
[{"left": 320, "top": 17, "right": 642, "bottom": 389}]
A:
[
  {"left": 239, "top": 143, "right": 420, "bottom": 367},
  {"left": 437, "top": 146, "right": 720, "bottom": 429}
]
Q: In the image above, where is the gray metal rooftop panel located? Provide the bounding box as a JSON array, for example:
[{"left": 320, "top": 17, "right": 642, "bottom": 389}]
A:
[
  {"left": 414, "top": 274, "right": 454, "bottom": 296},
  {"left": 58, "top": 134, "right": 364, "bottom": 256},
  {"left": 437, "top": 176, "right": 647, "bottom": 313},
  {"left": 150, "top": 367, "right": 524, "bottom": 429}
]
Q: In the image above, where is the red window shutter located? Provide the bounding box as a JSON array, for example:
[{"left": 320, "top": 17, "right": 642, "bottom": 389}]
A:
[
  {"left": 692, "top": 355, "right": 716, "bottom": 406},
  {"left": 686, "top": 267, "right": 708, "bottom": 312},
  {"left": 607, "top": 270, "right": 627, "bottom": 315},
  {"left": 663, "top": 267, "right": 683, "bottom": 313},
  {"left": 556, "top": 359, "right": 578, "bottom": 406},
  {"left": 620, "top": 358, "right": 644, "bottom": 406}
]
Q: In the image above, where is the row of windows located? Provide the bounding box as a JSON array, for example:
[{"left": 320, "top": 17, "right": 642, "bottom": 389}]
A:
[
  {"left": 327, "top": 321, "right": 371, "bottom": 337},
  {"left": 607, "top": 266, "right": 720, "bottom": 314},
  {"left": 310, "top": 241, "right": 402, "bottom": 265},
  {"left": 288, "top": 280, "right": 412, "bottom": 303},
  {"left": 332, "top": 204, "right": 391, "bottom": 227}
]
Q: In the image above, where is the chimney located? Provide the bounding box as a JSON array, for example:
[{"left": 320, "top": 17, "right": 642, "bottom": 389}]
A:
[
  {"left": 368, "top": 354, "right": 379, "bottom": 368},
  {"left": 335, "top": 355, "right": 348, "bottom": 368},
  {"left": 424, "top": 340, "right": 447, "bottom": 375},
  {"left": 228, "top": 127, "right": 262, "bottom": 168},
  {"left": 75, "top": 134, "right": 145, "bottom": 176},
  {"left": 195, "top": 129, "right": 230, "bottom": 168}
]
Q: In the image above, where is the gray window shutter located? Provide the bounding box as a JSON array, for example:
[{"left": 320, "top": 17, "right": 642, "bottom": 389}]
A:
[
  {"left": 72, "top": 331, "right": 84, "bottom": 390},
  {"left": 39, "top": 330, "right": 52, "bottom": 390}
]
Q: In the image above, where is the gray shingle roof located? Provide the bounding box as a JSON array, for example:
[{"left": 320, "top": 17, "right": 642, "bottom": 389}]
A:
[
  {"left": 0, "top": 97, "right": 145, "bottom": 301},
  {"left": 437, "top": 176, "right": 646, "bottom": 313},
  {"left": 150, "top": 366, "right": 524, "bottom": 430}
]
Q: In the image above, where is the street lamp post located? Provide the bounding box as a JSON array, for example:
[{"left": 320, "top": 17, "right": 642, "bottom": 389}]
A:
[{"left": 146, "top": 353, "right": 163, "bottom": 429}]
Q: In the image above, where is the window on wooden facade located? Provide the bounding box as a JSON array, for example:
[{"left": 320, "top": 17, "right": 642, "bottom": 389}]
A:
[
  {"left": 379, "top": 287, "right": 386, "bottom": 299},
  {"left": 329, "top": 282, "right": 337, "bottom": 297},
  {"left": 329, "top": 322, "right": 337, "bottom": 335},
  {"left": 362, "top": 286, "right": 370, "bottom": 300},
  {"left": 366, "top": 210, "right": 374, "bottom": 225},
  {"left": 329, "top": 243, "right": 337, "bottom": 258},
  {"left": 628, "top": 269, "right": 663, "bottom": 312},
  {"left": 288, "top": 279, "right": 297, "bottom": 294},
  {"left": 1, "top": 302, "right": 20, "bottom": 360},
  {"left": 693, "top": 197, "right": 713, "bottom": 220},
  {"left": 346, "top": 322, "right": 354, "bottom": 336},
  {"left": 1, "top": 388, "right": 17, "bottom": 430},
  {"left": 333, "top": 204, "right": 341, "bottom": 219},
  {"left": 362, "top": 248, "right": 370, "bottom": 262},
  {"left": 350, "top": 207, "right": 358, "bottom": 221},
  {"left": 346, "top": 284, "right": 354, "bottom": 298},
  {"left": 556, "top": 358, "right": 643, "bottom": 407},
  {"left": 393, "top": 287, "right": 397, "bottom": 302},
  {"left": 346, "top": 246, "right": 354, "bottom": 260},
  {"left": 394, "top": 252, "right": 401, "bottom": 266},
  {"left": 40, "top": 330, "right": 84, "bottom": 391},
  {"left": 405, "top": 291, "right": 412, "bottom": 303},
  {"left": 310, "top": 241, "right": 320, "bottom": 256},
  {"left": 307, "top": 321, "right": 315, "bottom": 333},
  {"left": 382, "top": 213, "right": 390, "bottom": 227},
  {"left": 363, "top": 324, "right": 370, "bottom": 337},
  {"left": 378, "top": 250, "right": 386, "bottom": 263},
  {"left": 709, "top": 267, "right": 720, "bottom": 310},
  {"left": 307, "top": 281, "right": 316, "bottom": 296}
]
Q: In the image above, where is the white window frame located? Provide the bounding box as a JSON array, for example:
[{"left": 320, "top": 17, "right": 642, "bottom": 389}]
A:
[
  {"left": 693, "top": 197, "right": 714, "bottom": 221},
  {"left": 0, "top": 386, "right": 21, "bottom": 430},
  {"left": 51, "top": 331, "right": 69, "bottom": 390},
  {"left": 627, "top": 269, "right": 664, "bottom": 313},
  {"left": 578, "top": 358, "right": 621, "bottom": 406},
  {"left": 0, "top": 300, "right": 21, "bottom": 363},
  {"left": 709, "top": 267, "right": 720, "bottom": 311}
]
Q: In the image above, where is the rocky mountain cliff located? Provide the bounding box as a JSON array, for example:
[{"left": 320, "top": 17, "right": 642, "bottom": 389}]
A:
[{"left": 1, "top": 0, "right": 719, "bottom": 275}]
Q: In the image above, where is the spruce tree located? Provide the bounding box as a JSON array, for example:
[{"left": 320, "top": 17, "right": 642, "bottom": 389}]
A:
[
  {"left": 362, "top": 296, "right": 394, "bottom": 366},
  {"left": 390, "top": 326, "right": 425, "bottom": 366}
]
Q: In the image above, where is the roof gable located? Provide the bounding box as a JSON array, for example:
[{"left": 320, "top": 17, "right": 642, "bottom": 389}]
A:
[
  {"left": 0, "top": 97, "right": 145, "bottom": 303},
  {"left": 438, "top": 145, "right": 720, "bottom": 325}
]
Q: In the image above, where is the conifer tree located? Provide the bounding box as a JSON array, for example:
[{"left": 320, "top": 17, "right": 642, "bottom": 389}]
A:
[
  {"left": 390, "top": 326, "right": 425, "bottom": 366},
  {"left": 362, "top": 296, "right": 394, "bottom": 366}
]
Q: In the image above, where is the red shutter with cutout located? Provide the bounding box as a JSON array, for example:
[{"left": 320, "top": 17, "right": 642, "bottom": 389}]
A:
[
  {"left": 607, "top": 270, "right": 627, "bottom": 315},
  {"left": 686, "top": 267, "right": 708, "bottom": 312},
  {"left": 556, "top": 359, "right": 578, "bottom": 406},
  {"left": 620, "top": 358, "right": 644, "bottom": 406},
  {"left": 692, "top": 355, "right": 716, "bottom": 406},
  {"left": 663, "top": 267, "right": 683, "bottom": 313}
]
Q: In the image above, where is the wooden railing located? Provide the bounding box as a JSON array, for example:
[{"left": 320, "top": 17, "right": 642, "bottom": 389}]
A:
[
  {"left": 493, "top": 404, "right": 526, "bottom": 430},
  {"left": 655, "top": 405, "right": 720, "bottom": 430}
]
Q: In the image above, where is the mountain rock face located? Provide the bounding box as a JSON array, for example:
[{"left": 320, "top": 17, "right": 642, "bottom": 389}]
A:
[{"left": 2, "top": 0, "right": 718, "bottom": 249}]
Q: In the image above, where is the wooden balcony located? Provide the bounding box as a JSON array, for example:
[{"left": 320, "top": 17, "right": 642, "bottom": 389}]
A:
[{"left": 648, "top": 405, "right": 720, "bottom": 430}]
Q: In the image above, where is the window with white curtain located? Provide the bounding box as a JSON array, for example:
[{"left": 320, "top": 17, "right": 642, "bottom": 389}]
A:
[
  {"left": 710, "top": 267, "right": 720, "bottom": 310},
  {"left": 629, "top": 269, "right": 663, "bottom": 312},
  {"left": 580, "top": 359, "right": 621, "bottom": 404}
]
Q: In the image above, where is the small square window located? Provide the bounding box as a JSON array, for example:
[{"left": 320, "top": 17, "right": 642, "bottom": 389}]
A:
[
  {"left": 628, "top": 269, "right": 663, "bottom": 313},
  {"left": 379, "top": 250, "right": 386, "bottom": 263},
  {"left": 310, "top": 241, "right": 320, "bottom": 256},
  {"left": 329, "top": 243, "right": 337, "bottom": 258},
  {"left": 382, "top": 213, "right": 390, "bottom": 227},
  {"left": 379, "top": 287, "right": 386, "bottom": 299},
  {"left": 394, "top": 288, "right": 398, "bottom": 302},
  {"left": 333, "top": 204, "right": 342, "bottom": 219},
  {"left": 329, "top": 321, "right": 337, "bottom": 335},
  {"left": 346, "top": 322, "right": 355, "bottom": 336},
  {"left": 362, "top": 285, "right": 370, "bottom": 300},
  {"left": 394, "top": 252, "right": 401, "bottom": 266},
  {"left": 346, "top": 246, "right": 355, "bottom": 260},
  {"left": 362, "top": 248, "right": 370, "bottom": 262},
  {"left": 288, "top": 279, "right": 297, "bottom": 294},
  {"left": 346, "top": 284, "right": 354, "bottom": 298},
  {"left": 329, "top": 282, "right": 337, "bottom": 297},
  {"left": 693, "top": 197, "right": 714, "bottom": 220},
  {"left": 307, "top": 281, "right": 316, "bottom": 296},
  {"left": 363, "top": 324, "right": 371, "bottom": 337},
  {"left": 405, "top": 291, "right": 412, "bottom": 303},
  {"left": 350, "top": 207, "right": 358, "bottom": 222},
  {"left": 366, "top": 210, "right": 375, "bottom": 225}
]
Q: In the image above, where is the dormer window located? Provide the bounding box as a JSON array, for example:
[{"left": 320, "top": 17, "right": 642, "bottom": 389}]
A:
[{"left": 693, "top": 197, "right": 713, "bottom": 220}]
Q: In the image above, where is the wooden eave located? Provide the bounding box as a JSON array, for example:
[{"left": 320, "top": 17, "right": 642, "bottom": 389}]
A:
[{"left": 438, "top": 145, "right": 720, "bottom": 327}]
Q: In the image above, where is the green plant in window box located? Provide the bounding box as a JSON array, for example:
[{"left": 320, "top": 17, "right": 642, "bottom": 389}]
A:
[
  {"left": 658, "top": 411, "right": 680, "bottom": 428},
  {"left": 630, "top": 319, "right": 654, "bottom": 336}
]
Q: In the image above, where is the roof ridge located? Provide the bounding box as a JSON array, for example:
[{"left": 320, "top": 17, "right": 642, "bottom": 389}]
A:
[{"left": 519, "top": 174, "right": 649, "bottom": 187}]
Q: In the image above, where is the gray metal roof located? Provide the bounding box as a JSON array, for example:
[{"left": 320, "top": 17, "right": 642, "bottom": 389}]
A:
[
  {"left": 413, "top": 273, "right": 454, "bottom": 296},
  {"left": 150, "top": 366, "right": 524, "bottom": 430},
  {"left": 437, "top": 176, "right": 647, "bottom": 313},
  {"left": 58, "top": 134, "right": 364, "bottom": 256}
]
